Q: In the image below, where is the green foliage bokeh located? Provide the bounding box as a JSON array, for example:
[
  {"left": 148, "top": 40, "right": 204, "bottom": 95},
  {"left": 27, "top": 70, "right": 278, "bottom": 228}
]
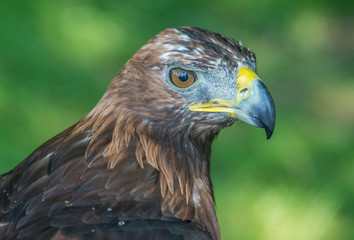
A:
[{"left": 0, "top": 0, "right": 353, "bottom": 239}]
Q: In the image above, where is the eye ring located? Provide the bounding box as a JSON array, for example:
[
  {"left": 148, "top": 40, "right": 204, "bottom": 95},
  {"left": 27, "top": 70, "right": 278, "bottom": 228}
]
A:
[{"left": 169, "top": 67, "right": 197, "bottom": 88}]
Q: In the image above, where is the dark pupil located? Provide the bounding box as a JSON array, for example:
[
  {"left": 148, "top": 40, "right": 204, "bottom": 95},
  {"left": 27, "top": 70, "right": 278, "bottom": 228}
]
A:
[{"left": 178, "top": 72, "right": 189, "bottom": 82}]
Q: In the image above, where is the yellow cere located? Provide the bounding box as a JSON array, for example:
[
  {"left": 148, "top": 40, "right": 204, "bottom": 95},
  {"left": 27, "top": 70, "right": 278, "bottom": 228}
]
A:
[
  {"left": 188, "top": 67, "right": 260, "bottom": 114},
  {"left": 235, "top": 67, "right": 260, "bottom": 102}
]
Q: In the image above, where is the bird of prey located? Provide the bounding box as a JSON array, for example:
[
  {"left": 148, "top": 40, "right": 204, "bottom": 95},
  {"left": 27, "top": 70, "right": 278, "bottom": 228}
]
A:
[{"left": 0, "top": 27, "right": 275, "bottom": 240}]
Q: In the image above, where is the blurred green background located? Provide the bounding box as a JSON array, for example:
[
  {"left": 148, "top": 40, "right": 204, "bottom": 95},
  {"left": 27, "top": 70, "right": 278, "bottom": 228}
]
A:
[{"left": 0, "top": 0, "right": 353, "bottom": 239}]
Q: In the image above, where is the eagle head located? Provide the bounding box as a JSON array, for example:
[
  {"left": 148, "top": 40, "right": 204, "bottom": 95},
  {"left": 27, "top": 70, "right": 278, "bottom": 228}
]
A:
[{"left": 104, "top": 26, "right": 275, "bottom": 141}]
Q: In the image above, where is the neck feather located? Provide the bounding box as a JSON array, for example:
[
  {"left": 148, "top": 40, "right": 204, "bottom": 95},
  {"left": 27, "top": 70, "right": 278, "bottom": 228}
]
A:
[{"left": 70, "top": 94, "right": 221, "bottom": 240}]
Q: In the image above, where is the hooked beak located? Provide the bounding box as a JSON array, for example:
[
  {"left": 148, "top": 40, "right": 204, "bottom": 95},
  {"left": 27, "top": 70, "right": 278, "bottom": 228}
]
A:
[{"left": 189, "top": 67, "right": 276, "bottom": 139}]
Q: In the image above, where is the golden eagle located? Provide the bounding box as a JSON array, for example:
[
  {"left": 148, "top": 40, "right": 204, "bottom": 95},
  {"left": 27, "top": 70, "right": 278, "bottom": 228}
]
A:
[{"left": 0, "top": 27, "right": 275, "bottom": 240}]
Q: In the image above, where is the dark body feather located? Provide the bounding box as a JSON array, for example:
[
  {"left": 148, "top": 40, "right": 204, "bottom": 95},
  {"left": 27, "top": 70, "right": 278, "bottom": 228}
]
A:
[
  {"left": 0, "top": 26, "right": 260, "bottom": 240},
  {"left": 0, "top": 129, "right": 211, "bottom": 240}
]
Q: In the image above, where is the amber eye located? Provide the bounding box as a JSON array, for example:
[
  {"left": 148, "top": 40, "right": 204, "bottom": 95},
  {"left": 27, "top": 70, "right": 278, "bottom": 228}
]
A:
[{"left": 169, "top": 68, "right": 197, "bottom": 88}]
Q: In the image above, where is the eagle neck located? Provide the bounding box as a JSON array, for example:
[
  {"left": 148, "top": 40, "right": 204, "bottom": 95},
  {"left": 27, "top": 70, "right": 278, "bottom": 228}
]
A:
[{"left": 72, "top": 97, "right": 221, "bottom": 240}]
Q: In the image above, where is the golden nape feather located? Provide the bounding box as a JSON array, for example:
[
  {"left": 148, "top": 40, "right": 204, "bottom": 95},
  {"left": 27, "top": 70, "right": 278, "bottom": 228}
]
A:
[{"left": 0, "top": 26, "right": 275, "bottom": 240}]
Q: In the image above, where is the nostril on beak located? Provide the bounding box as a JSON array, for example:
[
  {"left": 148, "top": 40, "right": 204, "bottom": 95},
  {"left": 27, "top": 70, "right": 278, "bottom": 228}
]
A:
[
  {"left": 240, "top": 88, "right": 248, "bottom": 93},
  {"left": 239, "top": 88, "right": 249, "bottom": 99}
]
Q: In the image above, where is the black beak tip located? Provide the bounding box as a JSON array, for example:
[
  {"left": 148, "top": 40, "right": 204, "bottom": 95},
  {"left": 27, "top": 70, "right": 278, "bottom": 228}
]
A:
[
  {"left": 264, "top": 114, "right": 275, "bottom": 140},
  {"left": 265, "top": 126, "right": 274, "bottom": 140}
]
